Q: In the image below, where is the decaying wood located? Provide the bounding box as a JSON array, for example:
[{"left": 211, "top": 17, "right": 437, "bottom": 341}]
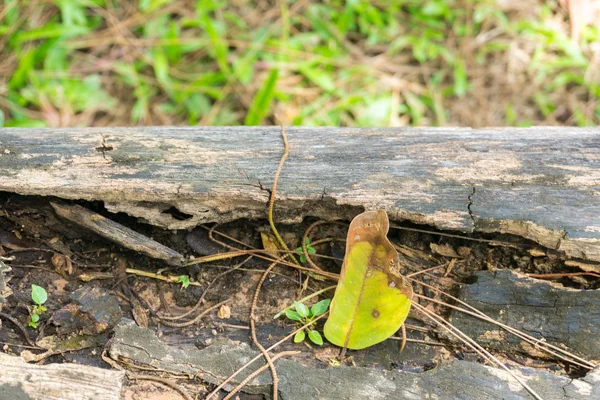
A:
[
  {"left": 53, "top": 284, "right": 123, "bottom": 336},
  {"left": 0, "top": 261, "right": 10, "bottom": 316},
  {"left": 51, "top": 202, "right": 184, "bottom": 265},
  {"left": 1, "top": 127, "right": 600, "bottom": 261},
  {"left": 109, "top": 319, "right": 600, "bottom": 400},
  {"left": 450, "top": 270, "right": 600, "bottom": 360},
  {"left": 0, "top": 352, "right": 124, "bottom": 400}
]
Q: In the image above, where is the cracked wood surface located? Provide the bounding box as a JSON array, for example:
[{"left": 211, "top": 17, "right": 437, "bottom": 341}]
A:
[
  {"left": 449, "top": 270, "right": 600, "bottom": 360},
  {"left": 0, "top": 261, "right": 10, "bottom": 316},
  {"left": 0, "top": 352, "right": 124, "bottom": 400},
  {"left": 110, "top": 319, "right": 600, "bottom": 400},
  {"left": 1, "top": 127, "right": 599, "bottom": 261}
]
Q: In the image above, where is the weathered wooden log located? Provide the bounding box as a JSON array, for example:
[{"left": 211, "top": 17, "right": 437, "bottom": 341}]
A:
[
  {"left": 51, "top": 202, "right": 184, "bottom": 265},
  {"left": 449, "top": 270, "right": 600, "bottom": 360},
  {"left": 109, "top": 319, "right": 600, "bottom": 400},
  {"left": 0, "top": 261, "right": 10, "bottom": 316},
  {"left": 0, "top": 352, "right": 124, "bottom": 400},
  {"left": 1, "top": 127, "right": 599, "bottom": 262}
]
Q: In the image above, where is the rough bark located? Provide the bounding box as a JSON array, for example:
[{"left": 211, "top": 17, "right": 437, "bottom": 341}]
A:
[
  {"left": 1, "top": 127, "right": 599, "bottom": 261},
  {"left": 109, "top": 319, "right": 600, "bottom": 400},
  {"left": 0, "top": 261, "right": 10, "bottom": 316},
  {"left": 449, "top": 270, "right": 600, "bottom": 360},
  {"left": 51, "top": 202, "right": 184, "bottom": 265}
]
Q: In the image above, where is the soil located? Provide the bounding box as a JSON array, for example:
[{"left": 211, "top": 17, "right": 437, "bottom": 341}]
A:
[{"left": 0, "top": 192, "right": 598, "bottom": 399}]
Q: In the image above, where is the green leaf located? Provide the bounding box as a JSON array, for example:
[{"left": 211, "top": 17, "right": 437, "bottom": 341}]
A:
[
  {"left": 324, "top": 211, "right": 413, "bottom": 350},
  {"left": 15, "top": 23, "right": 89, "bottom": 43},
  {"left": 152, "top": 47, "right": 171, "bottom": 88},
  {"left": 140, "top": 0, "right": 176, "bottom": 12},
  {"left": 197, "top": 2, "right": 230, "bottom": 75},
  {"left": 294, "top": 301, "right": 309, "bottom": 318},
  {"left": 294, "top": 329, "right": 306, "bottom": 343},
  {"left": 295, "top": 246, "right": 309, "bottom": 263},
  {"left": 244, "top": 68, "right": 279, "bottom": 125},
  {"left": 310, "top": 299, "right": 331, "bottom": 317},
  {"left": 28, "top": 321, "right": 37, "bottom": 329},
  {"left": 232, "top": 27, "right": 269, "bottom": 85},
  {"left": 31, "top": 284, "right": 47, "bottom": 306},
  {"left": 298, "top": 63, "right": 336, "bottom": 93},
  {"left": 44, "top": 44, "right": 68, "bottom": 71},
  {"left": 57, "top": 0, "right": 88, "bottom": 26},
  {"left": 4, "top": 118, "right": 47, "bottom": 128},
  {"left": 177, "top": 275, "right": 190, "bottom": 289},
  {"left": 31, "top": 313, "right": 40, "bottom": 323},
  {"left": 308, "top": 330, "right": 323, "bottom": 345},
  {"left": 9, "top": 49, "right": 35, "bottom": 89},
  {"left": 422, "top": 2, "right": 449, "bottom": 18},
  {"left": 285, "top": 309, "right": 302, "bottom": 322},
  {"left": 453, "top": 60, "right": 468, "bottom": 97},
  {"left": 305, "top": 238, "right": 316, "bottom": 254}
]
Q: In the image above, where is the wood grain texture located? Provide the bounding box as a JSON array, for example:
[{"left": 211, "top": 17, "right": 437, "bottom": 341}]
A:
[
  {"left": 0, "top": 261, "right": 10, "bottom": 315},
  {"left": 1, "top": 127, "right": 599, "bottom": 260},
  {"left": 51, "top": 202, "right": 184, "bottom": 265},
  {"left": 449, "top": 270, "right": 600, "bottom": 360},
  {"left": 0, "top": 352, "right": 124, "bottom": 400},
  {"left": 110, "top": 319, "right": 600, "bottom": 400}
]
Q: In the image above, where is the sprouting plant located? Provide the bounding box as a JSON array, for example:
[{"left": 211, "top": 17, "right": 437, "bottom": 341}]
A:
[
  {"left": 328, "top": 358, "right": 341, "bottom": 367},
  {"left": 295, "top": 237, "right": 316, "bottom": 264},
  {"left": 285, "top": 299, "right": 330, "bottom": 345},
  {"left": 29, "top": 284, "right": 47, "bottom": 329},
  {"left": 177, "top": 275, "right": 190, "bottom": 289}
]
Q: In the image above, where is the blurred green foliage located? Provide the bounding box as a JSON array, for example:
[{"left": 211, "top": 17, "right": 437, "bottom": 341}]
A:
[{"left": 0, "top": 0, "right": 598, "bottom": 127}]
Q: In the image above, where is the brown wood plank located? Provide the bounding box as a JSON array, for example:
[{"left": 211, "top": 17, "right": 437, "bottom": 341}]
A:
[{"left": 1, "top": 127, "right": 599, "bottom": 261}]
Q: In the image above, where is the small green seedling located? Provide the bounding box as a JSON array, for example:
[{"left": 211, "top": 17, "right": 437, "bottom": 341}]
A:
[
  {"left": 295, "top": 237, "right": 316, "bottom": 264},
  {"left": 285, "top": 299, "right": 330, "bottom": 345},
  {"left": 29, "top": 284, "right": 47, "bottom": 329},
  {"left": 177, "top": 275, "right": 190, "bottom": 289}
]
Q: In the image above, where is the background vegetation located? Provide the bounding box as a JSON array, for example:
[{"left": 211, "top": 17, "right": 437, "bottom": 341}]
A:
[{"left": 1, "top": 0, "right": 599, "bottom": 128}]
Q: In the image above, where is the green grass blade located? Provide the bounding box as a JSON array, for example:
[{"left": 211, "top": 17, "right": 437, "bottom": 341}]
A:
[{"left": 244, "top": 68, "right": 279, "bottom": 126}]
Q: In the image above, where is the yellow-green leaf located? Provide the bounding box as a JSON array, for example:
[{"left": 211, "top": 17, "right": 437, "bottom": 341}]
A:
[
  {"left": 31, "top": 284, "right": 47, "bottom": 306},
  {"left": 323, "top": 210, "right": 413, "bottom": 350},
  {"left": 308, "top": 330, "right": 323, "bottom": 345},
  {"left": 294, "top": 330, "right": 306, "bottom": 343},
  {"left": 294, "top": 301, "right": 309, "bottom": 318},
  {"left": 285, "top": 309, "right": 302, "bottom": 322},
  {"left": 260, "top": 231, "right": 281, "bottom": 257}
]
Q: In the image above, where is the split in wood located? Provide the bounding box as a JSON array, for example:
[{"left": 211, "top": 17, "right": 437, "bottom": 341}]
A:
[{"left": 51, "top": 202, "right": 184, "bottom": 266}]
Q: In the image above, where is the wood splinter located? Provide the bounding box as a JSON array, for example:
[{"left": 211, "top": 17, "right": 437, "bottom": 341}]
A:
[{"left": 51, "top": 202, "right": 184, "bottom": 266}]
